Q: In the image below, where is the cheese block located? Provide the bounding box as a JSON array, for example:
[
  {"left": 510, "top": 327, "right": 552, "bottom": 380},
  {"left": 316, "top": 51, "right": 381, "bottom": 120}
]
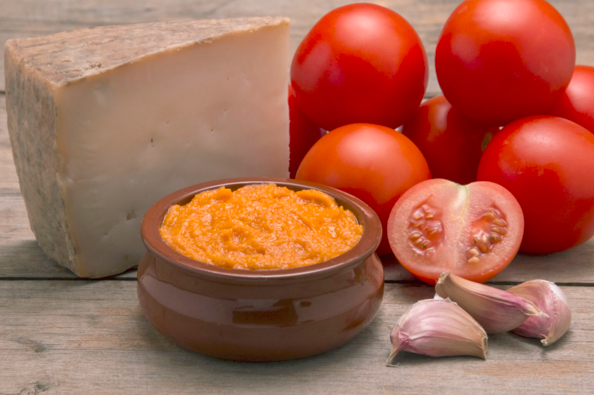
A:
[{"left": 5, "top": 18, "right": 290, "bottom": 278}]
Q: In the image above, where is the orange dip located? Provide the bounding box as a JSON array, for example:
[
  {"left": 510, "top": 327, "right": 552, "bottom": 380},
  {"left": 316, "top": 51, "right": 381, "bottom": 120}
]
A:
[{"left": 159, "top": 184, "right": 363, "bottom": 270}]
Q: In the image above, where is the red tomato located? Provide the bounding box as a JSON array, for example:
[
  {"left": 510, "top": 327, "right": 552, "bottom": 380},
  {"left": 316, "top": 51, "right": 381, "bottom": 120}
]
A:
[
  {"left": 388, "top": 179, "right": 524, "bottom": 284},
  {"left": 401, "top": 95, "right": 498, "bottom": 185},
  {"left": 436, "top": 0, "right": 575, "bottom": 125},
  {"left": 288, "top": 85, "right": 323, "bottom": 178},
  {"left": 296, "top": 123, "right": 431, "bottom": 256},
  {"left": 478, "top": 116, "right": 594, "bottom": 254},
  {"left": 551, "top": 65, "right": 594, "bottom": 134},
  {"left": 291, "top": 3, "right": 428, "bottom": 131}
]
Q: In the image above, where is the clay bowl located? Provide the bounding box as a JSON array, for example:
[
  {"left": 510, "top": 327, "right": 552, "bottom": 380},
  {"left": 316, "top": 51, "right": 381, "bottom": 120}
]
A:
[{"left": 138, "top": 177, "right": 384, "bottom": 362}]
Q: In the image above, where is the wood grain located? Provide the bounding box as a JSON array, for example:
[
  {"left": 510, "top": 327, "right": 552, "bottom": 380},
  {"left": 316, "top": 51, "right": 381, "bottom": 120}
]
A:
[
  {"left": 0, "top": 281, "right": 592, "bottom": 395},
  {"left": 1, "top": 0, "right": 594, "bottom": 94}
]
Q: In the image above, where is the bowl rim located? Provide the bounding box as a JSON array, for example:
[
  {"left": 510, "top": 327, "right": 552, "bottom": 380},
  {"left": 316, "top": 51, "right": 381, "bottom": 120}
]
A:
[{"left": 140, "top": 177, "right": 382, "bottom": 284}]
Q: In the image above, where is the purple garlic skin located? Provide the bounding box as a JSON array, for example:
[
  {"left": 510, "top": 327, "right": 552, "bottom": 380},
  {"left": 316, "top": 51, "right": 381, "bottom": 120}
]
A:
[
  {"left": 435, "top": 272, "right": 547, "bottom": 334},
  {"left": 507, "top": 280, "right": 571, "bottom": 346},
  {"left": 388, "top": 298, "right": 488, "bottom": 364}
]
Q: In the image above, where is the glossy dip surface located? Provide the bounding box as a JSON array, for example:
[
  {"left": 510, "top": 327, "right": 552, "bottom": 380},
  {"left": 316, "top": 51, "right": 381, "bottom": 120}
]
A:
[
  {"left": 138, "top": 178, "right": 383, "bottom": 362},
  {"left": 159, "top": 184, "right": 363, "bottom": 270}
]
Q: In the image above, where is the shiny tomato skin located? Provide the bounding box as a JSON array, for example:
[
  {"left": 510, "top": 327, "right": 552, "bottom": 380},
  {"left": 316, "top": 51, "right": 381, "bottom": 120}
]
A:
[
  {"left": 296, "top": 123, "right": 431, "bottom": 256},
  {"left": 551, "top": 65, "right": 594, "bottom": 134},
  {"left": 388, "top": 179, "right": 524, "bottom": 285},
  {"left": 436, "top": 0, "right": 575, "bottom": 126},
  {"left": 288, "top": 85, "right": 323, "bottom": 178},
  {"left": 478, "top": 116, "right": 594, "bottom": 254},
  {"left": 401, "top": 95, "right": 498, "bottom": 185},
  {"left": 291, "top": 3, "right": 428, "bottom": 131}
]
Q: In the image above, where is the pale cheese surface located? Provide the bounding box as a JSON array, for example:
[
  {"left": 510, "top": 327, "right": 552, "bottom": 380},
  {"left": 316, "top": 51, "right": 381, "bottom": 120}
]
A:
[{"left": 5, "top": 17, "right": 290, "bottom": 277}]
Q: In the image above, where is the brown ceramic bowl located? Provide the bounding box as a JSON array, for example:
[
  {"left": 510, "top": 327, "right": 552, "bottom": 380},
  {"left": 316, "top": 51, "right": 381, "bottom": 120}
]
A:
[{"left": 137, "top": 177, "right": 383, "bottom": 362}]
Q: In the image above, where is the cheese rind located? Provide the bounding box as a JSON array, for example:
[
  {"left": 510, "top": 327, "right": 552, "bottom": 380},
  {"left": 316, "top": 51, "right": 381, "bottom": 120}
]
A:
[
  {"left": 5, "top": 18, "right": 290, "bottom": 277},
  {"left": 5, "top": 47, "right": 77, "bottom": 270}
]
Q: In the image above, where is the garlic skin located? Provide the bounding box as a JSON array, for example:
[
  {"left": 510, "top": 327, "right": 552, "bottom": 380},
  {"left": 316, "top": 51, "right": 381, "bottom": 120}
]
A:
[
  {"left": 435, "top": 272, "right": 547, "bottom": 334},
  {"left": 388, "top": 298, "right": 488, "bottom": 363},
  {"left": 507, "top": 280, "right": 571, "bottom": 346}
]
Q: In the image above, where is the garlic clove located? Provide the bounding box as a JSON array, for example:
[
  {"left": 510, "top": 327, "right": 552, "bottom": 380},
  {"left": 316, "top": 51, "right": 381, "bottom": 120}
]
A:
[
  {"left": 388, "top": 298, "right": 488, "bottom": 364},
  {"left": 435, "top": 272, "right": 547, "bottom": 334},
  {"left": 507, "top": 280, "right": 571, "bottom": 346}
]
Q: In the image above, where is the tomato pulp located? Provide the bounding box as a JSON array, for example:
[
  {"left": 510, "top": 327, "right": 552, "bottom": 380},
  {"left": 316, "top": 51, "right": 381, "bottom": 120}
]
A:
[
  {"left": 296, "top": 123, "right": 431, "bottom": 256},
  {"left": 478, "top": 116, "right": 594, "bottom": 254},
  {"left": 388, "top": 179, "right": 524, "bottom": 284}
]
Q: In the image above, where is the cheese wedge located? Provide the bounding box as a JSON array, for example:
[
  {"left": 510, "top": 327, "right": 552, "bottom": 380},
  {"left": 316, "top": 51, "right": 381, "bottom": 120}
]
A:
[{"left": 5, "top": 18, "right": 290, "bottom": 278}]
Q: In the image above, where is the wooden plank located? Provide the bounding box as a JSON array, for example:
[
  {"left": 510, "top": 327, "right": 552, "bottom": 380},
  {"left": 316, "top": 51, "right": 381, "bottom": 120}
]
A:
[
  {"left": 1, "top": 0, "right": 594, "bottom": 94},
  {"left": 0, "top": 281, "right": 592, "bottom": 394},
  {"left": 1, "top": 91, "right": 593, "bottom": 282}
]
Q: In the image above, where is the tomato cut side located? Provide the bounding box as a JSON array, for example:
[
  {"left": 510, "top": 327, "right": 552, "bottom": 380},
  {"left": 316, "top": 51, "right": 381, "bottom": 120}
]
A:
[{"left": 387, "top": 179, "right": 524, "bottom": 284}]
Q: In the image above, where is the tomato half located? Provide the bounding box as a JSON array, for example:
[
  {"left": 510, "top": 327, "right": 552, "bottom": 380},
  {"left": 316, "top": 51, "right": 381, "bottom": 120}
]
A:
[
  {"left": 388, "top": 179, "right": 524, "bottom": 284},
  {"left": 401, "top": 95, "right": 498, "bottom": 185},
  {"left": 435, "top": 0, "right": 575, "bottom": 125},
  {"left": 291, "top": 3, "right": 428, "bottom": 131},
  {"left": 288, "top": 85, "right": 323, "bottom": 178},
  {"left": 551, "top": 65, "right": 594, "bottom": 134},
  {"left": 296, "top": 123, "right": 431, "bottom": 256},
  {"left": 478, "top": 116, "right": 594, "bottom": 254}
]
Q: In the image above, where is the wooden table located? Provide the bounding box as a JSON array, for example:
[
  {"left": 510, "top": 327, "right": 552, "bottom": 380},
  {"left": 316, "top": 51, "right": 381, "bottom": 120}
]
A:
[{"left": 1, "top": 1, "right": 593, "bottom": 393}]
